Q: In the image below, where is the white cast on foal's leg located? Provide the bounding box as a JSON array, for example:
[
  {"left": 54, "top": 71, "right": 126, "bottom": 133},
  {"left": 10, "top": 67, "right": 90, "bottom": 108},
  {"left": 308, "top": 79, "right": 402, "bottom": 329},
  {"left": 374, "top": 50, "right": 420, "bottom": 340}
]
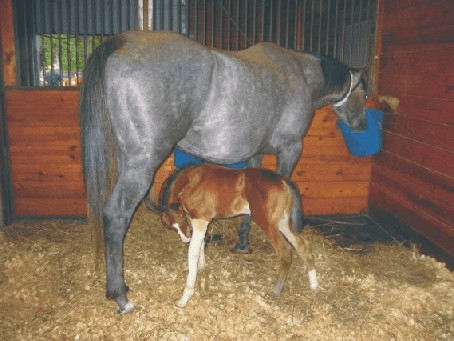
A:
[{"left": 177, "top": 219, "right": 208, "bottom": 307}]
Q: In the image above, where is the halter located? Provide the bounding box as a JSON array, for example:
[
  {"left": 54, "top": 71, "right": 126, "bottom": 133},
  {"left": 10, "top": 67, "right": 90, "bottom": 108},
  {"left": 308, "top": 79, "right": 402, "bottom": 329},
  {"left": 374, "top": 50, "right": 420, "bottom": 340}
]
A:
[{"left": 333, "top": 70, "right": 353, "bottom": 107}]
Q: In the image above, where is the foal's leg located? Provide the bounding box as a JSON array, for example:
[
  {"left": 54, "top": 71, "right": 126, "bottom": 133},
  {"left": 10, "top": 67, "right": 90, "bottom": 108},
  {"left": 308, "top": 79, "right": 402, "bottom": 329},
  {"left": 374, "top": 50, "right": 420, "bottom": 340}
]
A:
[
  {"left": 177, "top": 219, "right": 209, "bottom": 307},
  {"left": 278, "top": 221, "right": 318, "bottom": 291}
]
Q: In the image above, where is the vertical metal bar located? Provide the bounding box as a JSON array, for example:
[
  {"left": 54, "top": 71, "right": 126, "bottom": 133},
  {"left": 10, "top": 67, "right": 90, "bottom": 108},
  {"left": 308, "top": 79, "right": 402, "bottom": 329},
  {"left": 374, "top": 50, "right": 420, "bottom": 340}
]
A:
[
  {"left": 67, "top": 0, "right": 72, "bottom": 86},
  {"left": 285, "top": 0, "right": 289, "bottom": 48},
  {"left": 317, "top": 0, "right": 321, "bottom": 53},
  {"left": 236, "top": 0, "right": 240, "bottom": 49},
  {"left": 269, "top": 0, "right": 273, "bottom": 42},
  {"left": 176, "top": 0, "right": 181, "bottom": 34},
  {"left": 203, "top": 0, "right": 206, "bottom": 45},
  {"left": 309, "top": 0, "right": 314, "bottom": 51},
  {"left": 220, "top": 0, "right": 224, "bottom": 48},
  {"left": 49, "top": 0, "right": 55, "bottom": 84},
  {"left": 293, "top": 0, "right": 298, "bottom": 50},
  {"left": 356, "top": 0, "right": 363, "bottom": 65},
  {"left": 364, "top": 0, "right": 371, "bottom": 66},
  {"left": 211, "top": 0, "right": 215, "bottom": 47},
  {"left": 92, "top": 0, "right": 97, "bottom": 51},
  {"left": 101, "top": 0, "right": 105, "bottom": 39},
  {"left": 228, "top": 0, "right": 232, "bottom": 49},
  {"left": 333, "top": 0, "right": 339, "bottom": 58},
  {"left": 244, "top": 0, "right": 248, "bottom": 48},
  {"left": 348, "top": 0, "right": 355, "bottom": 64},
  {"left": 40, "top": 0, "right": 46, "bottom": 86},
  {"left": 276, "top": 0, "right": 281, "bottom": 46},
  {"left": 251, "top": 0, "right": 256, "bottom": 44},
  {"left": 75, "top": 0, "right": 80, "bottom": 85},
  {"left": 194, "top": 0, "right": 199, "bottom": 41},
  {"left": 326, "top": 0, "right": 330, "bottom": 56},
  {"left": 261, "top": 0, "right": 265, "bottom": 42},
  {"left": 340, "top": 0, "right": 347, "bottom": 61},
  {"left": 302, "top": 0, "right": 306, "bottom": 50}
]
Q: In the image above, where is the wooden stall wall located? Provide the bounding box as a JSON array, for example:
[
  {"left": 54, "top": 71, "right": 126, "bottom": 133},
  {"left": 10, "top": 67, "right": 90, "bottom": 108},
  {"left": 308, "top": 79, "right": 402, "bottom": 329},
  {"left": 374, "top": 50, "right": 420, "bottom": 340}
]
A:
[
  {"left": 5, "top": 90, "right": 86, "bottom": 217},
  {"left": 369, "top": 0, "right": 454, "bottom": 255}
]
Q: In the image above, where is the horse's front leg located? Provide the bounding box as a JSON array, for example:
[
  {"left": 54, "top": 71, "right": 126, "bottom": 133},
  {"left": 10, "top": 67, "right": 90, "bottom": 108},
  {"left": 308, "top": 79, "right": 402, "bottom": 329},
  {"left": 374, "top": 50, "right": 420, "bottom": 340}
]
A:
[
  {"left": 276, "top": 142, "right": 303, "bottom": 178},
  {"left": 177, "top": 219, "right": 209, "bottom": 307}
]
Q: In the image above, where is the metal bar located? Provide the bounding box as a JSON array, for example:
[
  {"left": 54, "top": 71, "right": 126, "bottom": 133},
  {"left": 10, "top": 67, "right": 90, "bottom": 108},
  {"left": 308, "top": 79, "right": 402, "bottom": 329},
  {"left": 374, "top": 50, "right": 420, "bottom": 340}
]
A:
[
  {"left": 285, "top": 0, "right": 289, "bottom": 48},
  {"left": 75, "top": 0, "right": 80, "bottom": 85},
  {"left": 356, "top": 0, "right": 363, "bottom": 65},
  {"left": 203, "top": 0, "right": 206, "bottom": 45},
  {"left": 294, "top": 0, "right": 298, "bottom": 50},
  {"left": 211, "top": 0, "right": 215, "bottom": 47},
  {"left": 302, "top": 0, "right": 306, "bottom": 49},
  {"left": 309, "top": 0, "right": 314, "bottom": 50},
  {"left": 66, "top": 0, "right": 72, "bottom": 86},
  {"left": 349, "top": 0, "right": 355, "bottom": 63},
  {"left": 40, "top": 0, "right": 45, "bottom": 85},
  {"left": 340, "top": 0, "right": 347, "bottom": 61},
  {"left": 252, "top": 0, "right": 257, "bottom": 44},
  {"left": 227, "top": 0, "right": 231, "bottom": 49},
  {"left": 364, "top": 0, "right": 371, "bottom": 66},
  {"left": 236, "top": 0, "right": 240, "bottom": 51},
  {"left": 268, "top": 0, "right": 273, "bottom": 42},
  {"left": 244, "top": 0, "right": 248, "bottom": 48},
  {"left": 326, "top": 0, "right": 330, "bottom": 56},
  {"left": 317, "top": 0, "right": 321, "bottom": 53},
  {"left": 194, "top": 0, "right": 199, "bottom": 41},
  {"left": 333, "top": 0, "right": 339, "bottom": 58},
  {"left": 220, "top": 0, "right": 224, "bottom": 48},
  {"left": 276, "top": 0, "right": 280, "bottom": 46},
  {"left": 260, "top": 0, "right": 265, "bottom": 42}
]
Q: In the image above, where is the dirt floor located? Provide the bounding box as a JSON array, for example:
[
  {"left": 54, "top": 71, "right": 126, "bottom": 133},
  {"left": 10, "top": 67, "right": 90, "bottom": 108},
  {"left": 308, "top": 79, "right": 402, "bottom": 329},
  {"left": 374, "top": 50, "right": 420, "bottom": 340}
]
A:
[{"left": 1, "top": 205, "right": 453, "bottom": 340}]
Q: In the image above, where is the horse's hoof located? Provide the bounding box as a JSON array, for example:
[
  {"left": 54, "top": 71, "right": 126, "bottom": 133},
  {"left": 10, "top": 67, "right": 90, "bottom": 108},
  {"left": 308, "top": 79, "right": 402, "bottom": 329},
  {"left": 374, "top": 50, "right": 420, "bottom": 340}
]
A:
[
  {"left": 118, "top": 302, "right": 135, "bottom": 315},
  {"left": 231, "top": 244, "right": 252, "bottom": 254}
]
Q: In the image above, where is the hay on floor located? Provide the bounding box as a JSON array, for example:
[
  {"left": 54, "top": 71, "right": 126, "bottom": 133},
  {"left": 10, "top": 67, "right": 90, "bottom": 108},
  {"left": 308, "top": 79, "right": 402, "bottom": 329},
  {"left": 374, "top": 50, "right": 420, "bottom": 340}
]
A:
[{"left": 0, "top": 205, "right": 452, "bottom": 340}]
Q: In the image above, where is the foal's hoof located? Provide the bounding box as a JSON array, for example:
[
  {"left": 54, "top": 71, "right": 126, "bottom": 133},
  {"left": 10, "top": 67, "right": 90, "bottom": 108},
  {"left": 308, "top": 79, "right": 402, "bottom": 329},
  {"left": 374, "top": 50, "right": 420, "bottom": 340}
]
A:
[{"left": 231, "top": 243, "right": 252, "bottom": 254}]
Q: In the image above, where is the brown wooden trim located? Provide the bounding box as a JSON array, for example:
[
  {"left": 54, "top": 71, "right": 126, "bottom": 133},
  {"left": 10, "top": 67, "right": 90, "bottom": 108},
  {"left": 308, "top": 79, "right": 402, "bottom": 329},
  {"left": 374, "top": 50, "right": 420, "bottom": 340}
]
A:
[{"left": 0, "top": 0, "right": 16, "bottom": 86}]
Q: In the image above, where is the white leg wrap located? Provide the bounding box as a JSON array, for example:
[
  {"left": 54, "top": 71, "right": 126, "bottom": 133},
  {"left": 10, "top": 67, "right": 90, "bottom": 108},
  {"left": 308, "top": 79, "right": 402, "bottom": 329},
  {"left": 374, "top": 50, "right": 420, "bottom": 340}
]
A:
[
  {"left": 198, "top": 241, "right": 206, "bottom": 271},
  {"left": 308, "top": 269, "right": 318, "bottom": 290}
]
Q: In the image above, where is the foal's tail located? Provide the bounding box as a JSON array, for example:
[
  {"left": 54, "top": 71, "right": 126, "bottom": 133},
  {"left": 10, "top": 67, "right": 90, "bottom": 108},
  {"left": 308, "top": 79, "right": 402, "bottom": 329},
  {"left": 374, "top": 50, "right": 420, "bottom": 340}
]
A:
[
  {"left": 80, "top": 35, "right": 126, "bottom": 259},
  {"left": 286, "top": 180, "right": 305, "bottom": 234}
]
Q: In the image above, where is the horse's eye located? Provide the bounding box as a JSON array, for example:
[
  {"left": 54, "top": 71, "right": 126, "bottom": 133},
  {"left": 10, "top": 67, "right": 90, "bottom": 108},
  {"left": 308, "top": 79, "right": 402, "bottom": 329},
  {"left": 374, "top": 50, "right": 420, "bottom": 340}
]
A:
[{"left": 170, "top": 203, "right": 180, "bottom": 210}]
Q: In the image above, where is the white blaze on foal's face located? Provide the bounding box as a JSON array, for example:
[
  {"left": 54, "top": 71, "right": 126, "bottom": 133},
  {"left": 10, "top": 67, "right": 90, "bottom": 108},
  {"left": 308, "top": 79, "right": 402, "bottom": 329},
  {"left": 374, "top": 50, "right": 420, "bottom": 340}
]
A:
[{"left": 172, "top": 223, "right": 191, "bottom": 243}]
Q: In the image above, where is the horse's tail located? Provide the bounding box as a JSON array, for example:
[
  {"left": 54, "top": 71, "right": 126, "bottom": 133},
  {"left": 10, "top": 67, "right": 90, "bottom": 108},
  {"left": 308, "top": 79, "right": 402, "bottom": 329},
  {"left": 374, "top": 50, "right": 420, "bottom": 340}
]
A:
[
  {"left": 80, "top": 35, "right": 126, "bottom": 260},
  {"left": 286, "top": 179, "right": 305, "bottom": 235}
]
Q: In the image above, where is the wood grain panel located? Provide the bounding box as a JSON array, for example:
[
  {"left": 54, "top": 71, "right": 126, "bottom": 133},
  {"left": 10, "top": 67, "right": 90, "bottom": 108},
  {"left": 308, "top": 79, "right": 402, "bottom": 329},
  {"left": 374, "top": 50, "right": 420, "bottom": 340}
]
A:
[
  {"left": 9, "top": 145, "right": 82, "bottom": 165},
  {"left": 0, "top": 0, "right": 16, "bottom": 85},
  {"left": 394, "top": 95, "right": 453, "bottom": 125},
  {"left": 14, "top": 198, "right": 87, "bottom": 217}
]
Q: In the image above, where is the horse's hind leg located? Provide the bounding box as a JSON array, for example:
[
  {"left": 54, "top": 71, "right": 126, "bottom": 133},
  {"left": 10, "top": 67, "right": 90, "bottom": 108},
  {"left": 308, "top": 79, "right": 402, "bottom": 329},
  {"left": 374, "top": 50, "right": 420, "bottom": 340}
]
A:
[{"left": 104, "top": 161, "right": 156, "bottom": 314}]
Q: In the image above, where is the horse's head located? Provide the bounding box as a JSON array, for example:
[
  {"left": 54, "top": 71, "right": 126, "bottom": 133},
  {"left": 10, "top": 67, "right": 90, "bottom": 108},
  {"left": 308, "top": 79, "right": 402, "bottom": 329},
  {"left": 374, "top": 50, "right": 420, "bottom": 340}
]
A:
[
  {"left": 332, "top": 69, "right": 367, "bottom": 131},
  {"left": 161, "top": 203, "right": 191, "bottom": 244}
]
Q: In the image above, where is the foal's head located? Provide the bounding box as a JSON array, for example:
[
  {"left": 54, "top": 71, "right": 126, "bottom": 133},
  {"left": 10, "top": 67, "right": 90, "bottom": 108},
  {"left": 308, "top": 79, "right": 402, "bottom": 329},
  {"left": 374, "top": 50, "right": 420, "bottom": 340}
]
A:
[{"left": 161, "top": 203, "right": 191, "bottom": 243}]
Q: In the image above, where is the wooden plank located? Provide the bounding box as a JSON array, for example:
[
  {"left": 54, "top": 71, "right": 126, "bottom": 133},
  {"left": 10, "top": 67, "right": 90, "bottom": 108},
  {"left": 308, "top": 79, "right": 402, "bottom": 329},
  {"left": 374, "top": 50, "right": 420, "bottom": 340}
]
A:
[
  {"left": 382, "top": 132, "right": 454, "bottom": 175},
  {"left": 383, "top": 0, "right": 454, "bottom": 34},
  {"left": 380, "top": 71, "right": 454, "bottom": 100},
  {"left": 382, "top": 43, "right": 454, "bottom": 75},
  {"left": 13, "top": 181, "right": 86, "bottom": 198},
  {"left": 296, "top": 181, "right": 369, "bottom": 198},
  {"left": 304, "top": 197, "right": 367, "bottom": 215},
  {"left": 5, "top": 90, "right": 80, "bottom": 107},
  {"left": 8, "top": 126, "right": 81, "bottom": 146},
  {"left": 9, "top": 145, "right": 82, "bottom": 164},
  {"left": 369, "top": 185, "right": 454, "bottom": 255},
  {"left": 382, "top": 22, "right": 454, "bottom": 46},
  {"left": 7, "top": 106, "right": 80, "bottom": 127},
  {"left": 10, "top": 163, "right": 84, "bottom": 183},
  {"left": 0, "top": 0, "right": 16, "bottom": 85},
  {"left": 373, "top": 150, "right": 454, "bottom": 198},
  {"left": 14, "top": 198, "right": 87, "bottom": 217},
  {"left": 383, "top": 112, "right": 454, "bottom": 151},
  {"left": 371, "top": 169, "right": 454, "bottom": 224},
  {"left": 394, "top": 95, "right": 453, "bottom": 125}
]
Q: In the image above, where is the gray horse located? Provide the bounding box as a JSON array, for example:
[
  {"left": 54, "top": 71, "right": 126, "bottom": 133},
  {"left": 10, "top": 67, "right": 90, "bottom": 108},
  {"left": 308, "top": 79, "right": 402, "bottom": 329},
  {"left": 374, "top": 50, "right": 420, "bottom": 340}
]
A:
[{"left": 80, "top": 30, "right": 366, "bottom": 314}]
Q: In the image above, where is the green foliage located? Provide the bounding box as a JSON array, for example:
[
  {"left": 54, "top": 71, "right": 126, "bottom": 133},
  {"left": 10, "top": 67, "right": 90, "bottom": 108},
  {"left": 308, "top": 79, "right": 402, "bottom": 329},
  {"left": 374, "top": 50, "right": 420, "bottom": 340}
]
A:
[{"left": 40, "top": 34, "right": 102, "bottom": 74}]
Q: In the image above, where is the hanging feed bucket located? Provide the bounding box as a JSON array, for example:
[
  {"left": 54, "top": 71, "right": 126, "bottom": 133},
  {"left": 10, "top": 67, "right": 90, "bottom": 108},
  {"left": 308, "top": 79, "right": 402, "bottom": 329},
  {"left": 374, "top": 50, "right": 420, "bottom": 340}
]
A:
[
  {"left": 337, "top": 108, "right": 384, "bottom": 157},
  {"left": 174, "top": 147, "right": 247, "bottom": 169}
]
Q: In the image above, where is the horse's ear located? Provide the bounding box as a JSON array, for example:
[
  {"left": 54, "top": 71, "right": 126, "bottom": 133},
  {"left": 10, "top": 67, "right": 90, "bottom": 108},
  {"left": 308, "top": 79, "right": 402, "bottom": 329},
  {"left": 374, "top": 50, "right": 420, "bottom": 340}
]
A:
[{"left": 351, "top": 69, "right": 363, "bottom": 87}]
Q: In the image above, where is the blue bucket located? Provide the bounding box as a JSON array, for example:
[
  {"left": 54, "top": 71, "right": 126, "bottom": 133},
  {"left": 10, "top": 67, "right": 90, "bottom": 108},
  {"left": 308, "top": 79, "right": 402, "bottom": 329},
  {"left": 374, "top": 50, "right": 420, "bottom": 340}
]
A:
[
  {"left": 174, "top": 147, "right": 247, "bottom": 169},
  {"left": 336, "top": 109, "right": 384, "bottom": 157}
]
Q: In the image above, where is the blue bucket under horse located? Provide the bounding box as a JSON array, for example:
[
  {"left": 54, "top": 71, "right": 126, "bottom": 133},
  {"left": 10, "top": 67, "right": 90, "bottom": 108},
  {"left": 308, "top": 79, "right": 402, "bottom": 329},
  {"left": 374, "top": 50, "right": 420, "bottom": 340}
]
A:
[
  {"left": 174, "top": 147, "right": 247, "bottom": 169},
  {"left": 337, "top": 109, "right": 384, "bottom": 157}
]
